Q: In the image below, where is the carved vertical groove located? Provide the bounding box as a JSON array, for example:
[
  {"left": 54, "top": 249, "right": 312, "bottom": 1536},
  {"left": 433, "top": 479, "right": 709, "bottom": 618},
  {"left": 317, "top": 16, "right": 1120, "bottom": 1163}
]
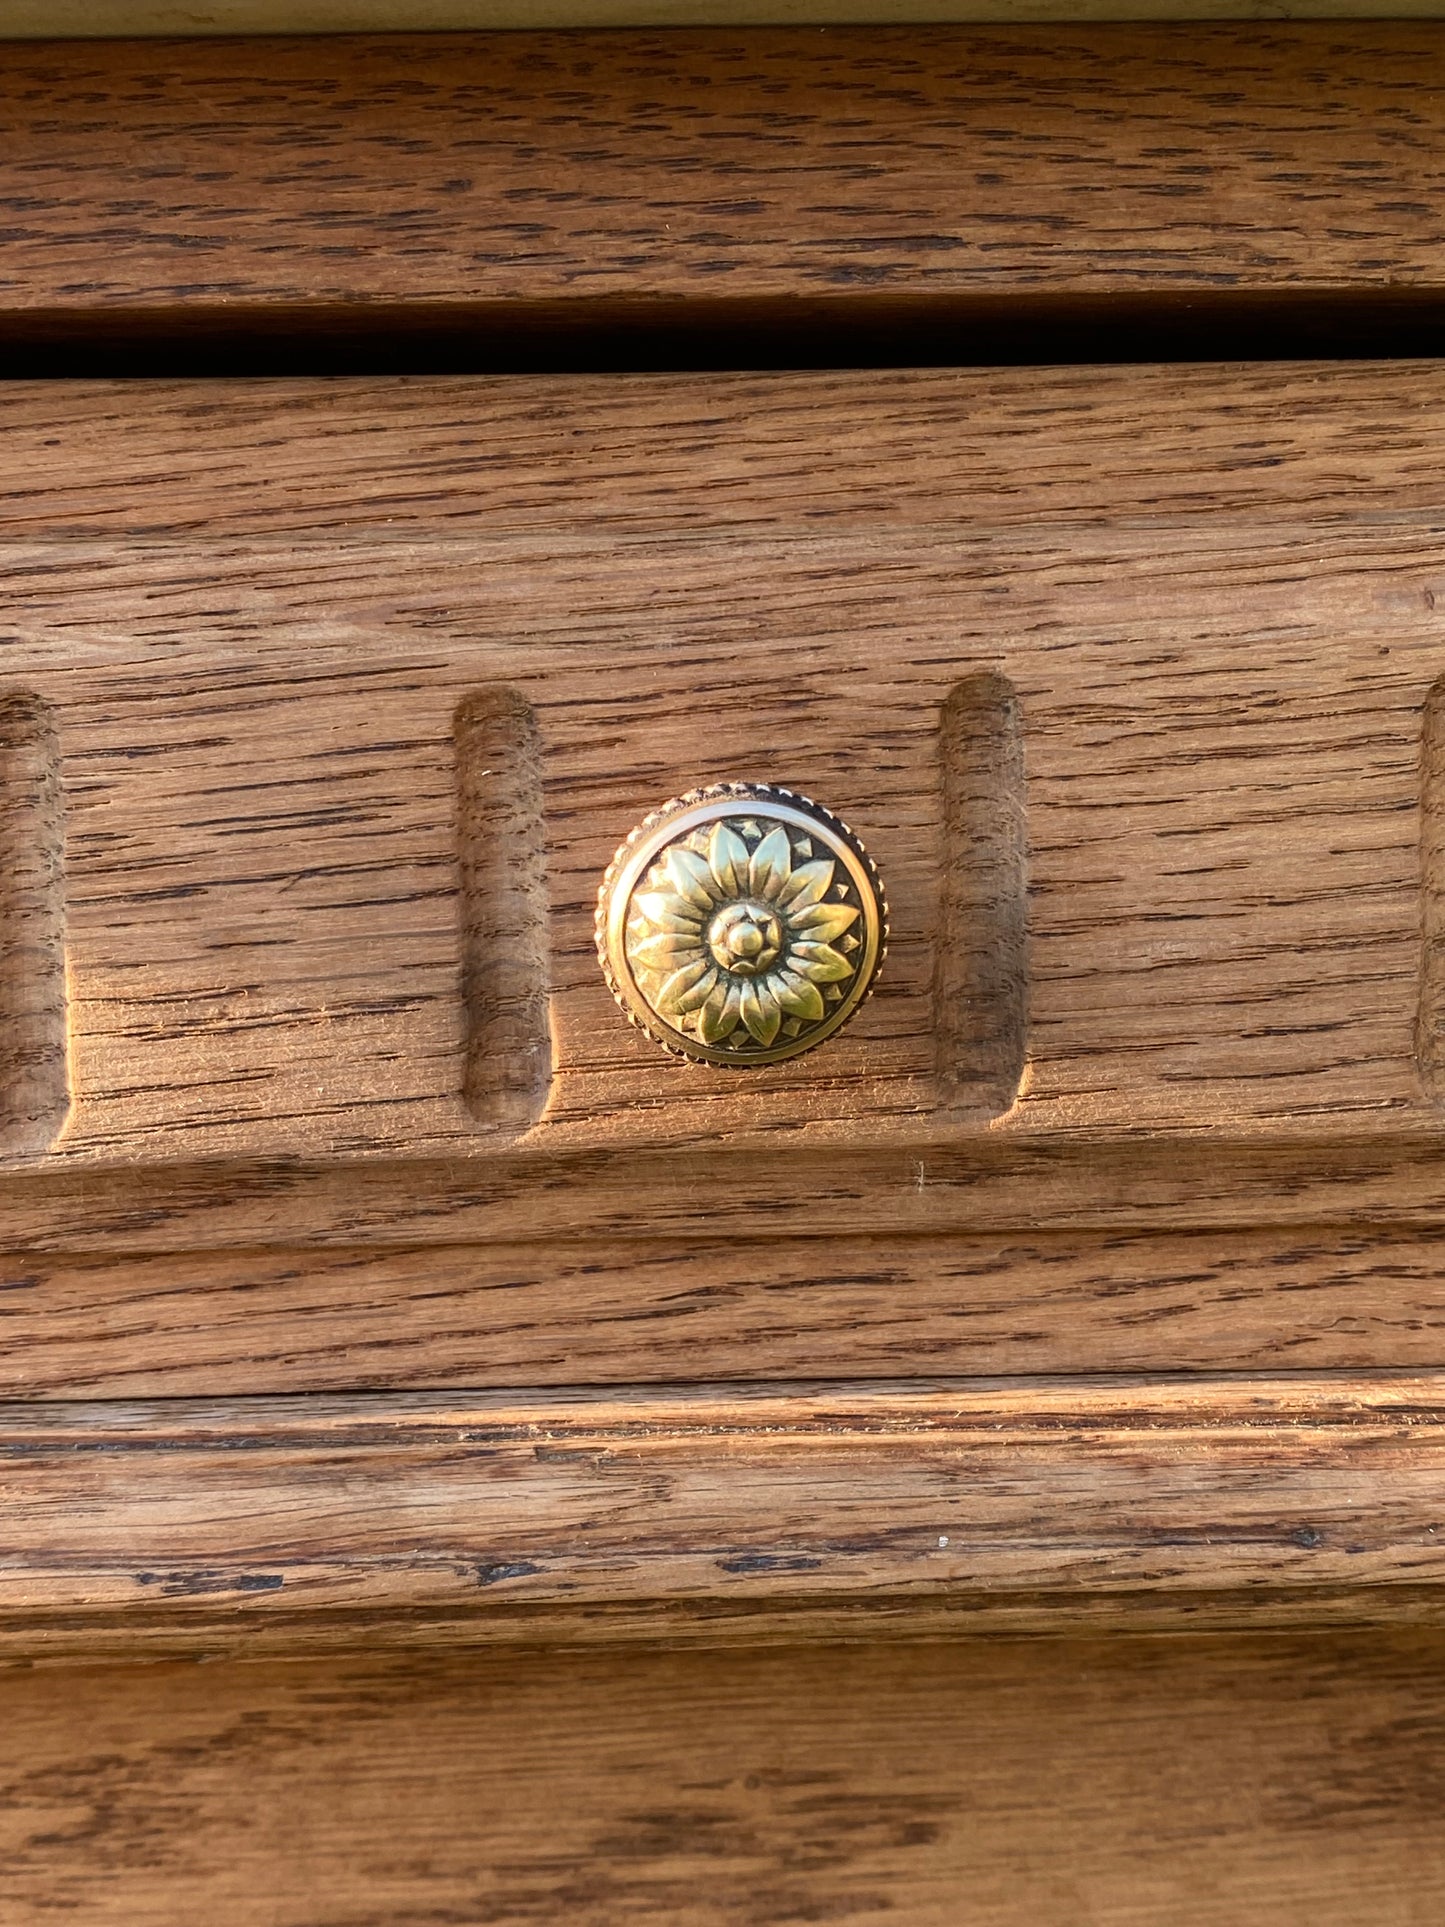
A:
[
  {"left": 1418, "top": 677, "right": 1445, "bottom": 1097},
  {"left": 0, "top": 694, "right": 68, "bottom": 1152},
  {"left": 936, "top": 671, "right": 1028, "bottom": 1116},
  {"left": 455, "top": 688, "right": 551, "bottom": 1129}
]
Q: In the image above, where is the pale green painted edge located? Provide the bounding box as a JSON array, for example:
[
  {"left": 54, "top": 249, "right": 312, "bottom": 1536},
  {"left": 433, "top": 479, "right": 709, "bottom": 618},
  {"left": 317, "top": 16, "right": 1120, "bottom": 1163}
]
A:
[{"left": 4, "top": 0, "right": 1443, "bottom": 35}]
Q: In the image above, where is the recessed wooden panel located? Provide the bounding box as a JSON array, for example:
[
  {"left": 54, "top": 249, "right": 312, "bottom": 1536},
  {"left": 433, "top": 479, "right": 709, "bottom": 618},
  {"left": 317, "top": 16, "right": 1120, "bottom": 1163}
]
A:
[{"left": 12, "top": 604, "right": 1423, "bottom": 1160}]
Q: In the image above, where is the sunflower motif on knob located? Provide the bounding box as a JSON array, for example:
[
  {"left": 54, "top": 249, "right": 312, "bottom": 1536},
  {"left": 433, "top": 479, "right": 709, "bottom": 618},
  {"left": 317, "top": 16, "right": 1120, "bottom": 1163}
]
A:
[{"left": 597, "top": 785, "right": 886, "bottom": 1066}]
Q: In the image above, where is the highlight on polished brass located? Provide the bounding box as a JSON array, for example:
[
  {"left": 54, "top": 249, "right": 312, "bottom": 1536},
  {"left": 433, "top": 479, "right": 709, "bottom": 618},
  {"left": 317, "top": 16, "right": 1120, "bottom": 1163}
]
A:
[{"left": 597, "top": 784, "right": 887, "bottom": 1066}]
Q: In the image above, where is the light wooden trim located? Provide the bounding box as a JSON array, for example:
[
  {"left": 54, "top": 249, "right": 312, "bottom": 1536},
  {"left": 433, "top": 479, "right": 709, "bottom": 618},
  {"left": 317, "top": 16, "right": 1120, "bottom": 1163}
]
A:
[
  {"left": 10, "top": 2, "right": 1445, "bottom": 32},
  {"left": 5, "top": 1376, "right": 1445, "bottom": 1653}
]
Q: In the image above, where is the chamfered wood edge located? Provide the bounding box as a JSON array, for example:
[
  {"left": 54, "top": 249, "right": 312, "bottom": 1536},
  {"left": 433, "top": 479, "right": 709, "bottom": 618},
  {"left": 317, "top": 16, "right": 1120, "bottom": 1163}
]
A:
[{"left": 5, "top": 1374, "right": 1445, "bottom": 1655}]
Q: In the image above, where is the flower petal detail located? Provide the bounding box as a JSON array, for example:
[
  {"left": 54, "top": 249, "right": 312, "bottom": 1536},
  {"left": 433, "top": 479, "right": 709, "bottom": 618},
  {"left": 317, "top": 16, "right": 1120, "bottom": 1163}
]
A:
[
  {"left": 791, "top": 941, "right": 854, "bottom": 983},
  {"left": 633, "top": 889, "right": 704, "bottom": 932},
  {"left": 748, "top": 825, "right": 793, "bottom": 900},
  {"left": 707, "top": 822, "right": 749, "bottom": 897},
  {"left": 655, "top": 960, "right": 715, "bottom": 1019},
  {"left": 740, "top": 980, "right": 782, "bottom": 1046},
  {"left": 777, "top": 858, "right": 835, "bottom": 909},
  {"left": 630, "top": 929, "right": 705, "bottom": 972},
  {"left": 698, "top": 981, "right": 742, "bottom": 1044},
  {"left": 664, "top": 845, "right": 719, "bottom": 912},
  {"left": 788, "top": 900, "right": 860, "bottom": 942},
  {"left": 774, "top": 971, "right": 826, "bottom": 1022}
]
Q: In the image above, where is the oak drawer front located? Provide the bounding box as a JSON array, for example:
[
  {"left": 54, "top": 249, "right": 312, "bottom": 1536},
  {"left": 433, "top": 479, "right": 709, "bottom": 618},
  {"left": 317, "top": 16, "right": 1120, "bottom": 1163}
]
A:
[{"left": 3, "top": 360, "right": 1445, "bottom": 1393}]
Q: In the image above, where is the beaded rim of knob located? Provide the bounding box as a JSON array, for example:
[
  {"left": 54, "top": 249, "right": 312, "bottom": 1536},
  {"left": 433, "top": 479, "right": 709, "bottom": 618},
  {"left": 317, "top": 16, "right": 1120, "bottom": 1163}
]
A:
[{"left": 596, "top": 783, "right": 888, "bottom": 1068}]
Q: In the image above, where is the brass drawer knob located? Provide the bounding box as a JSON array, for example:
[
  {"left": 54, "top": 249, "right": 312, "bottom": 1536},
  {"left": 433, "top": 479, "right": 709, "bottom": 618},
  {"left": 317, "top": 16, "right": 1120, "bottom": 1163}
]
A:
[{"left": 597, "top": 784, "right": 886, "bottom": 1066}]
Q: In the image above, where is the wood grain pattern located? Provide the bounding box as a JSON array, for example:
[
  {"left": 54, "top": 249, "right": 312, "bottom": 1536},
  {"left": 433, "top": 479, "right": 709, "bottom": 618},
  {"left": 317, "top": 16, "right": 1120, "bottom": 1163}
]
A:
[
  {"left": 937, "top": 670, "right": 1028, "bottom": 1114},
  {"left": 0, "top": 368, "right": 1441, "bottom": 1176},
  {"left": 17, "top": 0, "right": 1445, "bottom": 34},
  {"left": 12, "top": 37, "right": 1445, "bottom": 1925},
  {"left": 3, "top": 1376, "right": 1445, "bottom": 1650},
  {"left": 15, "top": 1224, "right": 1445, "bottom": 1397},
  {"left": 455, "top": 685, "right": 552, "bottom": 1126},
  {"left": 5, "top": 27, "right": 1445, "bottom": 356},
  {"left": 7, "top": 1631, "right": 1445, "bottom": 1924},
  {"left": 1, "top": 362, "right": 1445, "bottom": 1390},
  {"left": 0, "top": 695, "right": 67, "bottom": 1157}
]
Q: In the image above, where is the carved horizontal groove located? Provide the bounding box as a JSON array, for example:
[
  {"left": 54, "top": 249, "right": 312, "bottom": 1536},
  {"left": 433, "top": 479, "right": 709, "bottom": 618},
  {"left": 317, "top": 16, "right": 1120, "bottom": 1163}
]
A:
[
  {"left": 2, "top": 1375, "right": 1445, "bottom": 1651},
  {"left": 0, "top": 695, "right": 67, "bottom": 1155},
  {"left": 455, "top": 688, "right": 551, "bottom": 1129},
  {"left": 937, "top": 671, "right": 1028, "bottom": 1115}
]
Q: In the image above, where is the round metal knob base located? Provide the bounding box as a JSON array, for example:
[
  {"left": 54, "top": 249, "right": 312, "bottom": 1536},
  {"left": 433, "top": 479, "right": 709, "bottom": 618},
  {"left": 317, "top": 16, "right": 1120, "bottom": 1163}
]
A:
[{"left": 596, "top": 784, "right": 887, "bottom": 1067}]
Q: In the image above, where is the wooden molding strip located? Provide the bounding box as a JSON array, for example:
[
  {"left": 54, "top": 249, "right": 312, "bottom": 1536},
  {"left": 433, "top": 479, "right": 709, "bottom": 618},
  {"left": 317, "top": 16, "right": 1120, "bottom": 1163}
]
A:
[
  {"left": 10, "top": 1, "right": 1445, "bottom": 29},
  {"left": 5, "top": 28, "right": 1445, "bottom": 350},
  {"left": 5, "top": 1376, "right": 1445, "bottom": 1651}
]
